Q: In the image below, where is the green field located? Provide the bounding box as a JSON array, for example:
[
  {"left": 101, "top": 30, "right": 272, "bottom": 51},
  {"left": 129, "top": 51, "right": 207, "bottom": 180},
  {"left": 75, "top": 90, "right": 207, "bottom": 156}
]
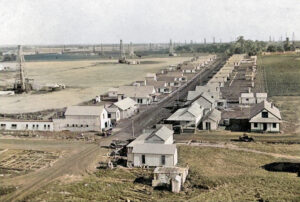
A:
[
  {"left": 258, "top": 54, "right": 300, "bottom": 96},
  {"left": 23, "top": 146, "right": 300, "bottom": 201}
]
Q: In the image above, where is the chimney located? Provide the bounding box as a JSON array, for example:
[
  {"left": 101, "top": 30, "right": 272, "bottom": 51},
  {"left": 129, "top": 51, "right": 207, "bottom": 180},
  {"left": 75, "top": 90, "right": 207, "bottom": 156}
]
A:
[{"left": 248, "top": 87, "right": 251, "bottom": 93}]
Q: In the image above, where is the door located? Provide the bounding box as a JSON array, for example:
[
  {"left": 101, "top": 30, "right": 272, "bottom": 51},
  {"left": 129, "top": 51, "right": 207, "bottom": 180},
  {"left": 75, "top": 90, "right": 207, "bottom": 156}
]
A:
[
  {"left": 206, "top": 122, "right": 211, "bottom": 130},
  {"left": 263, "top": 123, "right": 267, "bottom": 131}
]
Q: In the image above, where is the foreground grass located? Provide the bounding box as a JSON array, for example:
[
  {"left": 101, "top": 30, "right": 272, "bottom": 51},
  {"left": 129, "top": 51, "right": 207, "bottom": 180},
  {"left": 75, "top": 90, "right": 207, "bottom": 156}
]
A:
[
  {"left": 22, "top": 146, "right": 300, "bottom": 201},
  {"left": 258, "top": 54, "right": 300, "bottom": 96}
]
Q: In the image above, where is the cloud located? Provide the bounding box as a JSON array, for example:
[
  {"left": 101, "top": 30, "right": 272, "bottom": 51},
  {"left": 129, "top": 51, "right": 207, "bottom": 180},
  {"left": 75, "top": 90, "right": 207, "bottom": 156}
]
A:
[{"left": 0, "top": 0, "right": 299, "bottom": 44}]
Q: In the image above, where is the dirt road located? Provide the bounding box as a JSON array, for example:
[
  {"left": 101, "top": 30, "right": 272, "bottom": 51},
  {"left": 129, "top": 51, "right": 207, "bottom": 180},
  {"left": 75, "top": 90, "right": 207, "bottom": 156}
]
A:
[{"left": 185, "top": 142, "right": 300, "bottom": 160}]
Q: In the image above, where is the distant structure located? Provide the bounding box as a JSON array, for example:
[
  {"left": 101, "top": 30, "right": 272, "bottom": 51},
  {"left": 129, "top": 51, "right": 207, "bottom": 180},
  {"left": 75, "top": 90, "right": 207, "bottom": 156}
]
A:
[
  {"left": 100, "top": 43, "right": 104, "bottom": 56},
  {"left": 92, "top": 45, "right": 96, "bottom": 53},
  {"left": 292, "top": 32, "right": 295, "bottom": 44},
  {"left": 213, "top": 37, "right": 215, "bottom": 44},
  {"left": 119, "top": 39, "right": 127, "bottom": 63},
  {"left": 129, "top": 42, "right": 135, "bottom": 58},
  {"left": 169, "top": 39, "right": 177, "bottom": 56},
  {"left": 204, "top": 38, "right": 206, "bottom": 44},
  {"left": 14, "top": 45, "right": 32, "bottom": 93}
]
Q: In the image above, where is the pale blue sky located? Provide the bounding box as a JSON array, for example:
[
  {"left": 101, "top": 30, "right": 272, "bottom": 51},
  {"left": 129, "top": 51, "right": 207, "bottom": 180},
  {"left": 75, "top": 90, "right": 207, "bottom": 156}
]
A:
[{"left": 0, "top": 0, "right": 299, "bottom": 45}]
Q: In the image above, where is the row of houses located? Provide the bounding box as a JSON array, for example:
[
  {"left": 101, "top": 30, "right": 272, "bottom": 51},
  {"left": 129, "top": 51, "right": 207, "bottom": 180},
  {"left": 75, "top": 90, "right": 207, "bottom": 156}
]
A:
[
  {"left": 0, "top": 55, "right": 217, "bottom": 133},
  {"left": 222, "top": 55, "right": 282, "bottom": 133},
  {"left": 105, "top": 55, "right": 217, "bottom": 104},
  {"left": 164, "top": 55, "right": 247, "bottom": 133}
]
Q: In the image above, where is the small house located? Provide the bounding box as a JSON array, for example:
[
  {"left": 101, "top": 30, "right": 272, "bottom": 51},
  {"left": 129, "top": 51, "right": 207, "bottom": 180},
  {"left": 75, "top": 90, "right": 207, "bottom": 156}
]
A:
[
  {"left": 117, "top": 85, "right": 156, "bottom": 104},
  {"left": 127, "top": 125, "right": 177, "bottom": 167},
  {"left": 200, "top": 109, "right": 221, "bottom": 130},
  {"left": 249, "top": 100, "right": 282, "bottom": 133},
  {"left": 167, "top": 102, "right": 204, "bottom": 133},
  {"left": 110, "top": 97, "right": 138, "bottom": 119}
]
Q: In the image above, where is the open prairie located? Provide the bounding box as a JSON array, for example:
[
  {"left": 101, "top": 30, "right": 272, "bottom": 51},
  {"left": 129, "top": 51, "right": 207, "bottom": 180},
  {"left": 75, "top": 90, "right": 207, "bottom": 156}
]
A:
[{"left": 0, "top": 56, "right": 191, "bottom": 114}]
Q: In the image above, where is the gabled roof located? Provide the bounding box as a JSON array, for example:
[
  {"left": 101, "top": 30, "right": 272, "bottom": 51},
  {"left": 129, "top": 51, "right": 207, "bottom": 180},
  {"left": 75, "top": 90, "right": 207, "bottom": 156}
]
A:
[
  {"left": 256, "top": 93, "right": 267, "bottom": 98},
  {"left": 165, "top": 71, "right": 184, "bottom": 77},
  {"left": 241, "top": 93, "right": 254, "bottom": 98},
  {"left": 145, "top": 80, "right": 166, "bottom": 88},
  {"left": 117, "top": 85, "right": 155, "bottom": 98},
  {"left": 65, "top": 106, "right": 104, "bottom": 116},
  {"left": 250, "top": 100, "right": 281, "bottom": 120},
  {"left": 167, "top": 102, "right": 203, "bottom": 121},
  {"left": 195, "top": 92, "right": 215, "bottom": 105},
  {"left": 157, "top": 76, "right": 176, "bottom": 83},
  {"left": 203, "top": 109, "right": 221, "bottom": 122},
  {"left": 113, "top": 97, "right": 137, "bottom": 111},
  {"left": 146, "top": 125, "right": 173, "bottom": 142},
  {"left": 108, "top": 87, "right": 118, "bottom": 92},
  {"left": 132, "top": 143, "right": 176, "bottom": 155}
]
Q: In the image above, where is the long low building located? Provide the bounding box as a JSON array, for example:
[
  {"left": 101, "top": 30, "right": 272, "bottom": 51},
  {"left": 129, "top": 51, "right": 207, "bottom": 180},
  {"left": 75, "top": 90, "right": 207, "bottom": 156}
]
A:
[{"left": 0, "top": 120, "right": 54, "bottom": 131}]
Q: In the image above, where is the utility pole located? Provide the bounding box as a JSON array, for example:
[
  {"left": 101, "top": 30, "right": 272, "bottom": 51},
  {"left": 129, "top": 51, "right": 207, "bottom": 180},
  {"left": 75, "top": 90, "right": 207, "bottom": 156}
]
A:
[
  {"left": 17, "top": 45, "right": 26, "bottom": 92},
  {"left": 132, "top": 119, "right": 135, "bottom": 138}
]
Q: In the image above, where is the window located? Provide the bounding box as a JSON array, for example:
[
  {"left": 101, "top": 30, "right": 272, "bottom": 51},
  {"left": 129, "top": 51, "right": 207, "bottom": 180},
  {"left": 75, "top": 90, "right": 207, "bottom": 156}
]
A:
[
  {"left": 262, "top": 112, "right": 268, "bottom": 118},
  {"left": 72, "top": 124, "right": 75, "bottom": 127},
  {"left": 137, "top": 99, "right": 143, "bottom": 104},
  {"left": 273, "top": 123, "right": 277, "bottom": 128},
  {"left": 36, "top": 124, "right": 39, "bottom": 129},
  {"left": 11, "top": 124, "right": 17, "bottom": 129},
  {"left": 161, "top": 155, "right": 166, "bottom": 165},
  {"left": 1, "top": 124, "right": 6, "bottom": 128},
  {"left": 86, "top": 125, "right": 89, "bottom": 127},
  {"left": 246, "top": 98, "right": 249, "bottom": 101},
  {"left": 67, "top": 124, "right": 69, "bottom": 127},
  {"left": 81, "top": 125, "right": 83, "bottom": 127},
  {"left": 48, "top": 125, "right": 50, "bottom": 129},
  {"left": 142, "top": 155, "right": 145, "bottom": 164},
  {"left": 108, "top": 113, "right": 111, "bottom": 118},
  {"left": 44, "top": 124, "right": 47, "bottom": 129},
  {"left": 26, "top": 124, "right": 29, "bottom": 129},
  {"left": 33, "top": 124, "right": 35, "bottom": 129},
  {"left": 254, "top": 123, "right": 258, "bottom": 128}
]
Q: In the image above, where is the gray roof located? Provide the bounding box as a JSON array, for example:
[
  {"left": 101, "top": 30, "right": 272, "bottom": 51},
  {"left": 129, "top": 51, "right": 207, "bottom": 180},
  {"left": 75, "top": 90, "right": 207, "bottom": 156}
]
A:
[
  {"left": 117, "top": 85, "right": 155, "bottom": 98},
  {"left": 132, "top": 143, "right": 176, "bottom": 155},
  {"left": 167, "top": 102, "right": 203, "bottom": 121},
  {"left": 250, "top": 100, "right": 281, "bottom": 120},
  {"left": 146, "top": 125, "right": 173, "bottom": 142},
  {"left": 203, "top": 109, "right": 221, "bottom": 122},
  {"left": 114, "top": 97, "right": 137, "bottom": 111},
  {"left": 194, "top": 92, "right": 215, "bottom": 106},
  {"left": 65, "top": 106, "right": 104, "bottom": 116}
]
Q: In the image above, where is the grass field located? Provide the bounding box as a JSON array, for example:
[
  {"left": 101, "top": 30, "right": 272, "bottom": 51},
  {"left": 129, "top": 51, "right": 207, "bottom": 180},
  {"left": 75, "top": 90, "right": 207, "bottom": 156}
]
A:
[
  {"left": 0, "top": 56, "right": 191, "bottom": 113},
  {"left": 23, "top": 146, "right": 300, "bottom": 201},
  {"left": 258, "top": 54, "right": 300, "bottom": 96}
]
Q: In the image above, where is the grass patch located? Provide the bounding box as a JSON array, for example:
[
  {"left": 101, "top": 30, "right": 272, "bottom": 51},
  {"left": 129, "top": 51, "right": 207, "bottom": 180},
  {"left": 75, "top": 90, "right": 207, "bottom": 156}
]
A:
[
  {"left": 258, "top": 54, "right": 300, "bottom": 96},
  {"left": 24, "top": 146, "right": 300, "bottom": 201}
]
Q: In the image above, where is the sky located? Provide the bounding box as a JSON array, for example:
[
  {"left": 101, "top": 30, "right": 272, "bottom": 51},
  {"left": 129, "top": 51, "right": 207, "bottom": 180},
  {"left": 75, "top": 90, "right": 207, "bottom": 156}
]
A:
[{"left": 0, "top": 0, "right": 299, "bottom": 45}]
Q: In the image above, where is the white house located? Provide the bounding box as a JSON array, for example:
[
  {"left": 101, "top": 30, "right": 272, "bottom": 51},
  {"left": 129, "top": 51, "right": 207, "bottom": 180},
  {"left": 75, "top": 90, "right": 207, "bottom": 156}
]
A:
[
  {"left": 200, "top": 109, "right": 221, "bottom": 130},
  {"left": 127, "top": 125, "right": 177, "bottom": 167},
  {"left": 105, "top": 107, "right": 120, "bottom": 124},
  {"left": 53, "top": 106, "right": 111, "bottom": 132},
  {"left": 239, "top": 92, "right": 268, "bottom": 104},
  {"left": 0, "top": 120, "right": 53, "bottom": 131},
  {"left": 167, "top": 102, "right": 204, "bottom": 132},
  {"left": 117, "top": 86, "right": 156, "bottom": 104},
  {"left": 249, "top": 100, "right": 282, "bottom": 133},
  {"left": 107, "top": 87, "right": 119, "bottom": 99},
  {"left": 110, "top": 97, "right": 138, "bottom": 119},
  {"left": 256, "top": 93, "right": 268, "bottom": 103},
  {"left": 239, "top": 93, "right": 256, "bottom": 104},
  {"left": 194, "top": 92, "right": 216, "bottom": 109}
]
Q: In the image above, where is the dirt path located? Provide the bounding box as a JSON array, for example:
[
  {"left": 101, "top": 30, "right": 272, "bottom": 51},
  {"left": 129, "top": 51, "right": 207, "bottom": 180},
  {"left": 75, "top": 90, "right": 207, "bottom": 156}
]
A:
[
  {"left": 0, "top": 138, "right": 109, "bottom": 202},
  {"left": 183, "top": 142, "right": 300, "bottom": 160}
]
